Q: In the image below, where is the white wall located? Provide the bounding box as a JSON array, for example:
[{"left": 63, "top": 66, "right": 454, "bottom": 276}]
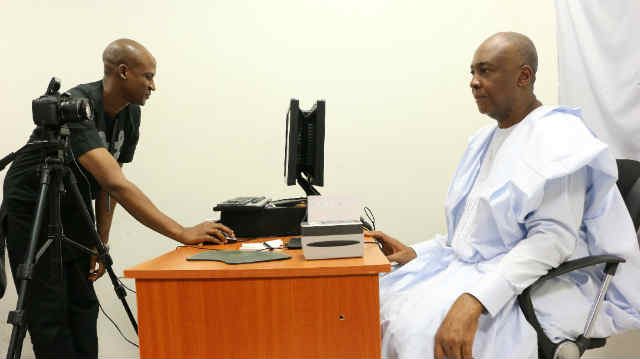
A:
[{"left": 0, "top": 1, "right": 633, "bottom": 358}]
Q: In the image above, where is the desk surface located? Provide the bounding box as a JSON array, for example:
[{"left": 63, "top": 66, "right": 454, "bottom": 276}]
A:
[{"left": 124, "top": 237, "right": 390, "bottom": 279}]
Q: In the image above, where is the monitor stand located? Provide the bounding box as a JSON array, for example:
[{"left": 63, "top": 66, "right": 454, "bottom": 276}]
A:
[{"left": 297, "top": 174, "right": 320, "bottom": 196}]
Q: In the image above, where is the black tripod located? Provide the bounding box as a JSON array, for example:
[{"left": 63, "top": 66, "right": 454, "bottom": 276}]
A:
[{"left": 1, "top": 124, "right": 137, "bottom": 359}]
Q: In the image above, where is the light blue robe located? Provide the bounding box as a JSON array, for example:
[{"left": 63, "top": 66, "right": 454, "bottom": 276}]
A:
[{"left": 379, "top": 106, "right": 640, "bottom": 358}]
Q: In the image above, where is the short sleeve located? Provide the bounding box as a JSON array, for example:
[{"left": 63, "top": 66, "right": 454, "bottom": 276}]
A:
[
  {"left": 64, "top": 82, "right": 106, "bottom": 159},
  {"left": 67, "top": 120, "right": 106, "bottom": 159}
]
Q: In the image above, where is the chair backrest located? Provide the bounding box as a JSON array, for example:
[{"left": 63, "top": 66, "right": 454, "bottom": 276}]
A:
[{"left": 616, "top": 159, "right": 640, "bottom": 232}]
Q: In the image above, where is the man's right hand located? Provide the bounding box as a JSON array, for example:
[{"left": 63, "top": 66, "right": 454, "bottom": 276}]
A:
[
  {"left": 177, "top": 222, "right": 235, "bottom": 245},
  {"left": 364, "top": 230, "right": 417, "bottom": 265}
]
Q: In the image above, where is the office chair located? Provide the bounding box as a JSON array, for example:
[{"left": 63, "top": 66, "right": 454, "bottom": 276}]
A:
[{"left": 518, "top": 159, "right": 640, "bottom": 359}]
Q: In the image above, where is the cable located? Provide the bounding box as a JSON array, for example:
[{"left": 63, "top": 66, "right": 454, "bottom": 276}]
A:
[
  {"left": 364, "top": 206, "right": 376, "bottom": 230},
  {"left": 116, "top": 277, "right": 136, "bottom": 294},
  {"left": 98, "top": 301, "right": 139, "bottom": 348},
  {"left": 69, "top": 262, "right": 139, "bottom": 349},
  {"left": 71, "top": 145, "right": 141, "bottom": 341},
  {"left": 67, "top": 126, "right": 139, "bottom": 347},
  {"left": 68, "top": 147, "right": 93, "bottom": 206},
  {"left": 362, "top": 206, "right": 382, "bottom": 249}
]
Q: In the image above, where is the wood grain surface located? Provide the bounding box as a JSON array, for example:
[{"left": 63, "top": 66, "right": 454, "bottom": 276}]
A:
[{"left": 125, "top": 237, "right": 390, "bottom": 358}]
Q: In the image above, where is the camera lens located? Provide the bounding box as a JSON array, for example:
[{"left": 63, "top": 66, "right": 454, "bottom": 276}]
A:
[{"left": 60, "top": 98, "right": 93, "bottom": 123}]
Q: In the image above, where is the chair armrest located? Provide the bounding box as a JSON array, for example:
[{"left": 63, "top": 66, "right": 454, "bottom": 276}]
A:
[
  {"left": 518, "top": 254, "right": 625, "bottom": 359},
  {"left": 531, "top": 255, "right": 625, "bottom": 289}
]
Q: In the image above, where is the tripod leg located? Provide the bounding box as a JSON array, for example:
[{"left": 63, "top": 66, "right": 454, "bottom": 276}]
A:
[
  {"left": 30, "top": 177, "right": 65, "bottom": 268},
  {"left": 63, "top": 168, "right": 138, "bottom": 334},
  {"left": 6, "top": 163, "right": 54, "bottom": 359},
  {"left": 106, "top": 266, "right": 138, "bottom": 333}
]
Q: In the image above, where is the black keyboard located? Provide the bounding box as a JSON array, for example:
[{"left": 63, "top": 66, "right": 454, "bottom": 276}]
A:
[
  {"left": 213, "top": 196, "right": 271, "bottom": 211},
  {"left": 224, "top": 196, "right": 266, "bottom": 205}
]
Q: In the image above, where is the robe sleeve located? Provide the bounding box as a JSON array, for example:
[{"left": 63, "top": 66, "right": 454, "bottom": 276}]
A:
[
  {"left": 467, "top": 168, "right": 587, "bottom": 317},
  {"left": 410, "top": 235, "right": 447, "bottom": 257}
]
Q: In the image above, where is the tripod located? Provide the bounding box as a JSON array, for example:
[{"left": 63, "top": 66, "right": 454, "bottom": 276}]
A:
[{"left": 1, "top": 124, "right": 137, "bottom": 359}]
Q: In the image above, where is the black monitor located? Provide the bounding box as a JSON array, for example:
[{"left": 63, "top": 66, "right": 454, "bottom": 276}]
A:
[{"left": 284, "top": 99, "right": 325, "bottom": 196}]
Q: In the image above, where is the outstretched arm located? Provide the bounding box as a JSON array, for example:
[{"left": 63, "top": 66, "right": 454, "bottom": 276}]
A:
[{"left": 78, "top": 147, "right": 234, "bottom": 245}]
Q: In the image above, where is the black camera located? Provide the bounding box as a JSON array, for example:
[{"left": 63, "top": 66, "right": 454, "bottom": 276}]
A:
[{"left": 32, "top": 77, "right": 93, "bottom": 127}]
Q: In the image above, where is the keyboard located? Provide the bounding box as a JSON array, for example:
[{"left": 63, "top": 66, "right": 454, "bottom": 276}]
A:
[{"left": 213, "top": 196, "right": 271, "bottom": 211}]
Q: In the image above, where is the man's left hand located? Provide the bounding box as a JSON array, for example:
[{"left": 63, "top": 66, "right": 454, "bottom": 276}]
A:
[
  {"left": 88, "top": 246, "right": 107, "bottom": 282},
  {"left": 434, "top": 293, "right": 485, "bottom": 359}
]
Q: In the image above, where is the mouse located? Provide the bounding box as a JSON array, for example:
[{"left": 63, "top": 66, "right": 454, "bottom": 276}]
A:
[
  {"left": 223, "top": 233, "right": 238, "bottom": 243},
  {"left": 203, "top": 233, "right": 237, "bottom": 244}
]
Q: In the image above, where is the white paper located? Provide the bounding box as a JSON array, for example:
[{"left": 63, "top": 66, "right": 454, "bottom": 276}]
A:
[
  {"left": 239, "top": 239, "right": 283, "bottom": 251},
  {"left": 306, "top": 195, "right": 361, "bottom": 224}
]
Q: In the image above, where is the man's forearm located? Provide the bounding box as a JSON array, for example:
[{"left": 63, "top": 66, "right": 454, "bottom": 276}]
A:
[
  {"left": 107, "top": 178, "right": 184, "bottom": 242},
  {"left": 95, "top": 189, "right": 117, "bottom": 244}
]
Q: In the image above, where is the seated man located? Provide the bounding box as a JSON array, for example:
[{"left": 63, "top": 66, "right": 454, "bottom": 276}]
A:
[{"left": 366, "top": 32, "right": 640, "bottom": 358}]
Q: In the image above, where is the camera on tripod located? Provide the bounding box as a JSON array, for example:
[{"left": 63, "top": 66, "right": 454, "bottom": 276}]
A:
[{"left": 32, "top": 77, "right": 93, "bottom": 127}]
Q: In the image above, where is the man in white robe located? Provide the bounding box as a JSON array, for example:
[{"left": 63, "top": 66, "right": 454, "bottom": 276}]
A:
[{"left": 366, "top": 32, "right": 640, "bottom": 358}]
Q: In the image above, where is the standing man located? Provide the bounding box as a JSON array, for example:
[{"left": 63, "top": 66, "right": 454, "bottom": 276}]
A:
[
  {"left": 367, "top": 32, "right": 640, "bottom": 358},
  {"left": 2, "top": 39, "right": 234, "bottom": 358}
]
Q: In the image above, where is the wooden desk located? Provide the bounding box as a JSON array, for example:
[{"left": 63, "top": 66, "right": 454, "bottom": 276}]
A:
[{"left": 124, "top": 239, "right": 390, "bottom": 358}]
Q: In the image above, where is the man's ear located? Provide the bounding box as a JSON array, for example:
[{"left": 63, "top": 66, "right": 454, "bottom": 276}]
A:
[
  {"left": 118, "top": 64, "right": 128, "bottom": 80},
  {"left": 517, "top": 65, "right": 534, "bottom": 87}
]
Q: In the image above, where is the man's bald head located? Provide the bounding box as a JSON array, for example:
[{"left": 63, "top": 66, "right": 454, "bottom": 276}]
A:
[
  {"left": 470, "top": 32, "right": 540, "bottom": 125},
  {"left": 480, "top": 32, "right": 538, "bottom": 83},
  {"left": 102, "top": 38, "right": 155, "bottom": 77},
  {"left": 102, "top": 38, "right": 157, "bottom": 106}
]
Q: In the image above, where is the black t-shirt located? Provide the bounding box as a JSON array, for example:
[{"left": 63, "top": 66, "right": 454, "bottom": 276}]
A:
[
  {"left": 3, "top": 80, "right": 141, "bottom": 247},
  {"left": 66, "top": 81, "right": 141, "bottom": 199}
]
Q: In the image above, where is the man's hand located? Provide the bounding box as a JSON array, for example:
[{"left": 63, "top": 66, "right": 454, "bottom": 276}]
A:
[
  {"left": 364, "top": 230, "right": 417, "bottom": 265},
  {"left": 177, "top": 222, "right": 235, "bottom": 245},
  {"left": 434, "top": 293, "right": 485, "bottom": 359},
  {"left": 88, "top": 250, "right": 106, "bottom": 282}
]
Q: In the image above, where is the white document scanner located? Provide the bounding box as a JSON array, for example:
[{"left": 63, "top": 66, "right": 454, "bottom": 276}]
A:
[{"left": 300, "top": 221, "right": 363, "bottom": 260}]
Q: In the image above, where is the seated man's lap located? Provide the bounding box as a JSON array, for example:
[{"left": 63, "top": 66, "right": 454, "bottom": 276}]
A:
[{"left": 380, "top": 259, "right": 537, "bottom": 357}]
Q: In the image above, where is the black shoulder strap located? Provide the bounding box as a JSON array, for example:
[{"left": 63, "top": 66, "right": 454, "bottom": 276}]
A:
[{"left": 0, "top": 201, "right": 8, "bottom": 298}]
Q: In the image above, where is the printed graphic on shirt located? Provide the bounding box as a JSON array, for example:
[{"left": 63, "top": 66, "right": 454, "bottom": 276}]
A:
[
  {"left": 113, "top": 130, "right": 125, "bottom": 160},
  {"left": 98, "top": 131, "right": 108, "bottom": 147},
  {"left": 97, "top": 130, "right": 125, "bottom": 161}
]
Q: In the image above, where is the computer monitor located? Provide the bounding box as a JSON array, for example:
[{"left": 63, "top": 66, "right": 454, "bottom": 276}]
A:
[{"left": 284, "top": 99, "right": 325, "bottom": 196}]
